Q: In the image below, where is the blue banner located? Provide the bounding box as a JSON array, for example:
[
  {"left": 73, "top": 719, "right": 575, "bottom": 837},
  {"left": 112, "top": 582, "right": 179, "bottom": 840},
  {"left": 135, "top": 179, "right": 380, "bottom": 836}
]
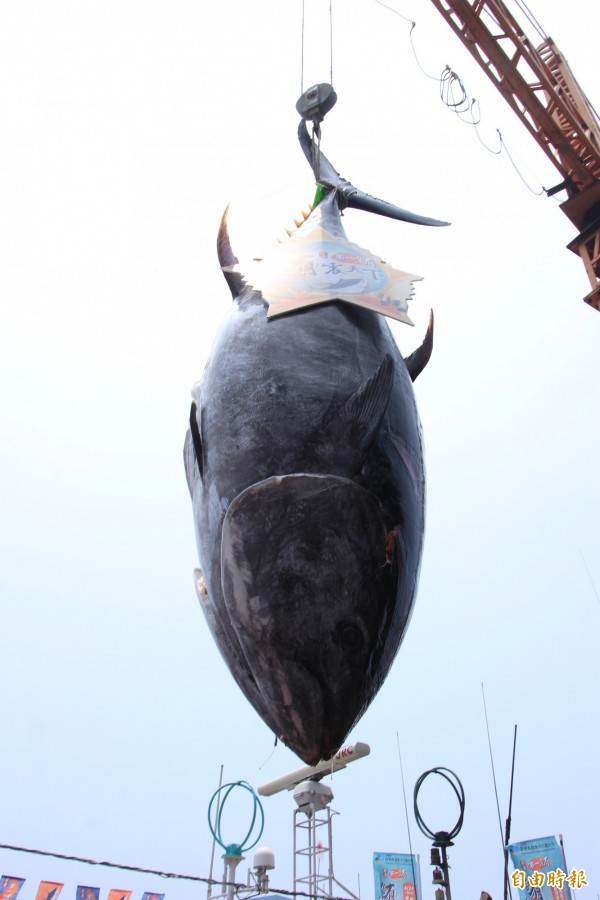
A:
[
  {"left": 373, "top": 853, "right": 421, "bottom": 900},
  {"left": 508, "top": 836, "right": 575, "bottom": 900},
  {"left": 0, "top": 878, "right": 26, "bottom": 900},
  {"left": 76, "top": 887, "right": 100, "bottom": 900}
]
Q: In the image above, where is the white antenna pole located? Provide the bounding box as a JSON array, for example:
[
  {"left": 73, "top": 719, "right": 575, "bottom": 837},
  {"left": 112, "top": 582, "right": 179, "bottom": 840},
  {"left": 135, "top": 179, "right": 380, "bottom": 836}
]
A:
[{"left": 207, "top": 765, "right": 224, "bottom": 900}]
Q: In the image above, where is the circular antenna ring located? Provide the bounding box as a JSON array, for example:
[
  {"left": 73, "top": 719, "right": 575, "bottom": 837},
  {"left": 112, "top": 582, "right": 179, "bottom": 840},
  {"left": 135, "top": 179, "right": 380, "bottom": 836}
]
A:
[
  {"left": 208, "top": 780, "right": 265, "bottom": 856},
  {"left": 413, "top": 767, "right": 465, "bottom": 845}
]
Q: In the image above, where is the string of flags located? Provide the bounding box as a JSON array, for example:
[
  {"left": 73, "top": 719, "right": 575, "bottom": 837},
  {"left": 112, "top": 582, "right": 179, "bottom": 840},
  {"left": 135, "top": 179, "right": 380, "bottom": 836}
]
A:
[{"left": 0, "top": 879, "right": 165, "bottom": 900}]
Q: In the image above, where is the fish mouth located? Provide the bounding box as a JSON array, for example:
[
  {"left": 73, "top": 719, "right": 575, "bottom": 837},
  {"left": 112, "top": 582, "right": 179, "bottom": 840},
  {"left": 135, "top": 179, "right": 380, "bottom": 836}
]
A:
[{"left": 221, "top": 473, "right": 393, "bottom": 764}]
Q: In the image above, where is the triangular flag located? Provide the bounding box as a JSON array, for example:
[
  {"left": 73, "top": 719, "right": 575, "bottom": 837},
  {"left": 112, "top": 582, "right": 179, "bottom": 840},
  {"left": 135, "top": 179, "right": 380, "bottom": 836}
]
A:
[{"left": 35, "top": 882, "right": 64, "bottom": 900}]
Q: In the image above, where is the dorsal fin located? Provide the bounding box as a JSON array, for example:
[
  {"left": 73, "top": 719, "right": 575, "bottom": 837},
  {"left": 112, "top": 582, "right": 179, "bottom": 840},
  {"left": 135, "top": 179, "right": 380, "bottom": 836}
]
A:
[
  {"left": 319, "top": 355, "right": 394, "bottom": 475},
  {"left": 404, "top": 310, "right": 434, "bottom": 382},
  {"left": 217, "top": 205, "right": 246, "bottom": 299}
]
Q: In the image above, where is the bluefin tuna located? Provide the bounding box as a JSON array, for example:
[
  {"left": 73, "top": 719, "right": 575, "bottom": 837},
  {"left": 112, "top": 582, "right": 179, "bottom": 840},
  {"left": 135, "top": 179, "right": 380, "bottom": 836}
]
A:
[{"left": 184, "top": 114, "right": 445, "bottom": 765}]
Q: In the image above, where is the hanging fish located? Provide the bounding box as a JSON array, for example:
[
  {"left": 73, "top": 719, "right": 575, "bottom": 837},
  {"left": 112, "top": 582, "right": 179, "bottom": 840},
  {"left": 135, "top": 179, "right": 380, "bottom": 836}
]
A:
[{"left": 184, "top": 97, "right": 447, "bottom": 765}]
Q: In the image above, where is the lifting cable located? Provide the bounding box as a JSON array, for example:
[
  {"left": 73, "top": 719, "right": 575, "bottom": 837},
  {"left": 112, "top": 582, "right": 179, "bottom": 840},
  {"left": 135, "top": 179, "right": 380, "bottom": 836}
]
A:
[
  {"left": 374, "top": 0, "right": 545, "bottom": 196},
  {"left": 513, "top": 0, "right": 547, "bottom": 42},
  {"left": 300, "top": 0, "right": 334, "bottom": 95}
]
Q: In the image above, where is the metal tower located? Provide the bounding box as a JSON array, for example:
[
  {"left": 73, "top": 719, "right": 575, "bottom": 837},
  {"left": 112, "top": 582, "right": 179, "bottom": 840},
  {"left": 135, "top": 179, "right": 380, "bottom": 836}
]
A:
[{"left": 292, "top": 780, "right": 358, "bottom": 900}]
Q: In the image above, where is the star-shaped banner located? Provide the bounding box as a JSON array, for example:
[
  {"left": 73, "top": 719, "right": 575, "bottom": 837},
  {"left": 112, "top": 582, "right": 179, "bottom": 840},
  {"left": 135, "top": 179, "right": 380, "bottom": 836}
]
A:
[{"left": 238, "top": 221, "right": 422, "bottom": 325}]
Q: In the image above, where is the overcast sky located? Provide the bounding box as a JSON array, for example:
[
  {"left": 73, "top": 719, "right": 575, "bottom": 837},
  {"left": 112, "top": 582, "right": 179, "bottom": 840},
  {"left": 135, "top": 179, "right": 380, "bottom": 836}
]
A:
[{"left": 1, "top": 2, "right": 599, "bottom": 900}]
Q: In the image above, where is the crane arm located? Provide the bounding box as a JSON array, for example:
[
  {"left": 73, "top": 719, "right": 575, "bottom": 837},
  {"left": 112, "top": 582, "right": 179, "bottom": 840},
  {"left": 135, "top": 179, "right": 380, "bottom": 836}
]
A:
[{"left": 428, "top": 0, "right": 600, "bottom": 310}]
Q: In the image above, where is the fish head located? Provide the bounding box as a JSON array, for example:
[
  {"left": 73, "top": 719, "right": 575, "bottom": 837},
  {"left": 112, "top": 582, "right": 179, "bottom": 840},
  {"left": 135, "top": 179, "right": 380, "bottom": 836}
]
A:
[{"left": 221, "top": 473, "right": 399, "bottom": 765}]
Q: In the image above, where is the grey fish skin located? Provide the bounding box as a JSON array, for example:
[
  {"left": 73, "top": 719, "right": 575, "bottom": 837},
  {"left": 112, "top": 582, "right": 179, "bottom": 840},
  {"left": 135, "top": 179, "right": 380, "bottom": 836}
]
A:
[{"left": 184, "top": 211, "right": 430, "bottom": 766}]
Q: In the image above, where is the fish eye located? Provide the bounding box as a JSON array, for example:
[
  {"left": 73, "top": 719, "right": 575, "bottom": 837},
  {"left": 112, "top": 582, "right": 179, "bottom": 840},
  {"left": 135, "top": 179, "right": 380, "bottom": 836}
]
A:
[{"left": 335, "top": 621, "right": 364, "bottom": 651}]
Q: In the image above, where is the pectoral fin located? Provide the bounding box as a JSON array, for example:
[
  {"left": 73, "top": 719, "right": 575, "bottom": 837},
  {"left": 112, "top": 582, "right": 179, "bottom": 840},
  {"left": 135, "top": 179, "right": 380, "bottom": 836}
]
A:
[{"left": 318, "top": 354, "right": 394, "bottom": 474}]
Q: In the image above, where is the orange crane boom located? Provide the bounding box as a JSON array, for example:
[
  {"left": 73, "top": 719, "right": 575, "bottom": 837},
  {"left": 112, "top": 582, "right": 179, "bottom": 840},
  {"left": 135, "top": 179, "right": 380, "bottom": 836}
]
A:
[{"left": 428, "top": 0, "right": 600, "bottom": 310}]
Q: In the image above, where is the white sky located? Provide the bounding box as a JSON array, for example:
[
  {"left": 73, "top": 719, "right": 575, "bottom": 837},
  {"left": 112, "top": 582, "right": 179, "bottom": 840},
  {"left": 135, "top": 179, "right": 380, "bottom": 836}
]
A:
[{"left": 1, "top": 1, "right": 599, "bottom": 900}]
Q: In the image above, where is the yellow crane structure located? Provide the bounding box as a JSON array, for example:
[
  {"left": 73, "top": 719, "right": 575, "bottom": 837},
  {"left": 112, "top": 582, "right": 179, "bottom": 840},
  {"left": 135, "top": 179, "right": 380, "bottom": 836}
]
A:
[{"left": 428, "top": 0, "right": 600, "bottom": 310}]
